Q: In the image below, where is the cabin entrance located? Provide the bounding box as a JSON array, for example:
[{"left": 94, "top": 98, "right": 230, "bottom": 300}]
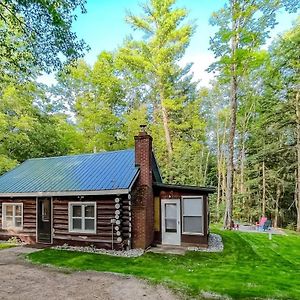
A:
[
  {"left": 161, "top": 199, "right": 181, "bottom": 245},
  {"left": 37, "top": 197, "right": 52, "bottom": 243}
]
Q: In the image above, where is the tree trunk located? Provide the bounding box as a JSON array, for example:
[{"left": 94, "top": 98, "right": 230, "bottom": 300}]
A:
[
  {"left": 295, "top": 90, "right": 300, "bottom": 231},
  {"left": 217, "top": 114, "right": 228, "bottom": 221},
  {"left": 158, "top": 85, "right": 173, "bottom": 181},
  {"left": 216, "top": 122, "right": 221, "bottom": 221},
  {"left": 224, "top": 0, "right": 238, "bottom": 228},
  {"left": 221, "top": 160, "right": 227, "bottom": 200},
  {"left": 204, "top": 150, "right": 210, "bottom": 185},
  {"left": 262, "top": 160, "right": 266, "bottom": 217},
  {"left": 224, "top": 76, "right": 237, "bottom": 228},
  {"left": 199, "top": 148, "right": 204, "bottom": 184},
  {"left": 239, "top": 132, "right": 246, "bottom": 212},
  {"left": 240, "top": 136, "right": 245, "bottom": 195},
  {"left": 161, "top": 101, "right": 173, "bottom": 157},
  {"left": 274, "top": 185, "right": 281, "bottom": 228}
]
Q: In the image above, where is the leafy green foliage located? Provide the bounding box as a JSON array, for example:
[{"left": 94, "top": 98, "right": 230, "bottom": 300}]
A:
[
  {"left": 54, "top": 53, "right": 128, "bottom": 152},
  {"left": 208, "top": 0, "right": 300, "bottom": 227},
  {"left": 122, "top": 0, "right": 211, "bottom": 183},
  {"left": 50, "top": 0, "right": 211, "bottom": 185},
  {"left": 0, "top": 82, "right": 77, "bottom": 174},
  {"left": 209, "top": 0, "right": 299, "bottom": 79},
  {"left": 238, "top": 20, "right": 299, "bottom": 227},
  {"left": 0, "top": 242, "right": 16, "bottom": 250},
  {"left": 0, "top": 0, "right": 88, "bottom": 80}
]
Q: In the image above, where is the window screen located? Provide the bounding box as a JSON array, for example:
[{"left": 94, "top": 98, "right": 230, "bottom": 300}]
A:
[
  {"left": 182, "top": 197, "right": 203, "bottom": 234},
  {"left": 165, "top": 203, "right": 177, "bottom": 233}
]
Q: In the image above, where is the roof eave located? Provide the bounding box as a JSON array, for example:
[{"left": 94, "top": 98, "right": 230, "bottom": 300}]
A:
[
  {"left": 153, "top": 182, "right": 216, "bottom": 193},
  {"left": 128, "top": 169, "right": 140, "bottom": 192},
  {"left": 0, "top": 189, "right": 130, "bottom": 198}
]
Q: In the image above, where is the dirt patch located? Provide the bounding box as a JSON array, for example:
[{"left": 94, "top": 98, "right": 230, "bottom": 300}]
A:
[{"left": 0, "top": 247, "right": 178, "bottom": 300}]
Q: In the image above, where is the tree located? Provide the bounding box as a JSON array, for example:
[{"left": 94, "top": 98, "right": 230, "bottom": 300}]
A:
[
  {"left": 0, "top": 82, "right": 74, "bottom": 174},
  {"left": 54, "top": 52, "right": 128, "bottom": 153},
  {"left": 0, "top": 0, "right": 88, "bottom": 81},
  {"left": 265, "top": 20, "right": 300, "bottom": 230},
  {"left": 124, "top": 0, "right": 194, "bottom": 165},
  {"left": 209, "top": 0, "right": 299, "bottom": 228}
]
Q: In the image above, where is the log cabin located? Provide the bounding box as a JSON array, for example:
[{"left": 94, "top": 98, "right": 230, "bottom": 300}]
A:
[{"left": 0, "top": 126, "right": 215, "bottom": 250}]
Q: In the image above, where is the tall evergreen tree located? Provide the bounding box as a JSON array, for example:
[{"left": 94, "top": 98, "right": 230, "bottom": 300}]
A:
[{"left": 124, "top": 0, "right": 194, "bottom": 169}]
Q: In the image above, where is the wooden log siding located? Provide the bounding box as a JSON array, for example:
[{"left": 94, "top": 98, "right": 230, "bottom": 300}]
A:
[
  {"left": 121, "top": 193, "right": 132, "bottom": 248},
  {"left": 114, "top": 197, "right": 122, "bottom": 243},
  {"left": 52, "top": 196, "right": 131, "bottom": 250},
  {"left": 0, "top": 198, "right": 36, "bottom": 243}
]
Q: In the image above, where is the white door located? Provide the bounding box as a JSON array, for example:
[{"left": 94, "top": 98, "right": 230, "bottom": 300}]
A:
[{"left": 161, "top": 199, "right": 181, "bottom": 245}]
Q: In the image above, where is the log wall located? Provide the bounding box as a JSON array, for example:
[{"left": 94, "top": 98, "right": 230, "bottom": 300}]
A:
[
  {"left": 52, "top": 195, "right": 131, "bottom": 250},
  {"left": 0, "top": 195, "right": 132, "bottom": 250},
  {"left": 0, "top": 198, "right": 36, "bottom": 243}
]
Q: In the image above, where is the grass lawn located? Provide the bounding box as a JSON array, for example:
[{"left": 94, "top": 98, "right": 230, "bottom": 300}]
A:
[{"left": 27, "top": 229, "right": 300, "bottom": 299}]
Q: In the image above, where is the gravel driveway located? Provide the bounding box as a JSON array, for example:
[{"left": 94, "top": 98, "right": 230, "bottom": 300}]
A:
[{"left": 0, "top": 247, "right": 177, "bottom": 300}]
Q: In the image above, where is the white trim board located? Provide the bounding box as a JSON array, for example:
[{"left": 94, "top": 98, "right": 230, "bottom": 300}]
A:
[
  {"left": 68, "top": 202, "right": 97, "bottom": 234},
  {"left": 1, "top": 202, "right": 23, "bottom": 230},
  {"left": 0, "top": 189, "right": 130, "bottom": 198},
  {"left": 181, "top": 195, "right": 204, "bottom": 236},
  {"left": 161, "top": 198, "right": 181, "bottom": 246}
]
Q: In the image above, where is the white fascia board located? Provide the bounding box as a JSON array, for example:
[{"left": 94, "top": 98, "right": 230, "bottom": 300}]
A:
[{"left": 0, "top": 189, "right": 129, "bottom": 198}]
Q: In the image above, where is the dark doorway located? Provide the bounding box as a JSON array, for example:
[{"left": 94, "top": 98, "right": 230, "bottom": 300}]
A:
[{"left": 37, "top": 197, "right": 52, "bottom": 243}]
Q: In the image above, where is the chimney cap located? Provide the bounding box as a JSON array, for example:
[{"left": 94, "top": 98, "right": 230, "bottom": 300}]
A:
[{"left": 140, "top": 124, "right": 147, "bottom": 133}]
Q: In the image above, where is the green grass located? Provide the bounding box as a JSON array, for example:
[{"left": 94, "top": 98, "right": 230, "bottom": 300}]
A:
[
  {"left": 27, "top": 229, "right": 300, "bottom": 299},
  {"left": 0, "top": 242, "right": 16, "bottom": 250}
]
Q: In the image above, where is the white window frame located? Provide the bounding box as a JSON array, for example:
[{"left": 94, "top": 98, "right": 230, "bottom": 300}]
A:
[
  {"left": 68, "top": 202, "right": 97, "bottom": 234},
  {"left": 181, "top": 196, "right": 204, "bottom": 236},
  {"left": 2, "top": 203, "right": 23, "bottom": 230}
]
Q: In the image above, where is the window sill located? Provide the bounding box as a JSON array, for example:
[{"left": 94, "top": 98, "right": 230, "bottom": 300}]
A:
[
  {"left": 68, "top": 230, "right": 96, "bottom": 235},
  {"left": 182, "top": 232, "right": 204, "bottom": 236},
  {"left": 2, "top": 227, "right": 23, "bottom": 231}
]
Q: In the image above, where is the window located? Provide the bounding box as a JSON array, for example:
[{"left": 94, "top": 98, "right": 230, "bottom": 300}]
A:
[
  {"left": 2, "top": 203, "right": 23, "bottom": 230},
  {"left": 165, "top": 203, "right": 177, "bottom": 233},
  {"left": 182, "top": 197, "right": 203, "bottom": 235},
  {"left": 69, "top": 202, "right": 96, "bottom": 233},
  {"left": 42, "top": 199, "right": 50, "bottom": 221}
]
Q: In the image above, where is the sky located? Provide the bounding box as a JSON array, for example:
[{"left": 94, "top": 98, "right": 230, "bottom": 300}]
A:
[{"left": 39, "top": 0, "right": 298, "bottom": 87}]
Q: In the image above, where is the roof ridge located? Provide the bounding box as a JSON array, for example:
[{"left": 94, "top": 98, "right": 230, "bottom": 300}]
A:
[{"left": 27, "top": 148, "right": 135, "bottom": 161}]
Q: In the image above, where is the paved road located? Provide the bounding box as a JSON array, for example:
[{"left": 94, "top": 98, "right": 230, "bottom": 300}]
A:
[{"left": 0, "top": 247, "right": 177, "bottom": 300}]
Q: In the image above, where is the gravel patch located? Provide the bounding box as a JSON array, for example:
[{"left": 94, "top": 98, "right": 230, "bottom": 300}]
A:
[
  {"left": 52, "top": 244, "right": 144, "bottom": 257},
  {"left": 201, "top": 291, "right": 231, "bottom": 299},
  {"left": 188, "top": 233, "right": 224, "bottom": 252},
  {"left": 0, "top": 247, "right": 177, "bottom": 300}
]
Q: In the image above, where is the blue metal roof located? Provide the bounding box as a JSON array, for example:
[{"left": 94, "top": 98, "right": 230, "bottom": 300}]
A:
[{"left": 0, "top": 149, "right": 139, "bottom": 195}]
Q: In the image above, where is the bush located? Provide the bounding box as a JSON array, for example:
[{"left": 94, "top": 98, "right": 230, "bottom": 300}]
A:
[{"left": 286, "top": 222, "right": 296, "bottom": 231}]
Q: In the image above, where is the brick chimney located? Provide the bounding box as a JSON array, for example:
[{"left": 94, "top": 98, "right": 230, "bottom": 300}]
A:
[
  {"left": 132, "top": 125, "right": 154, "bottom": 249},
  {"left": 134, "top": 125, "right": 153, "bottom": 187}
]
